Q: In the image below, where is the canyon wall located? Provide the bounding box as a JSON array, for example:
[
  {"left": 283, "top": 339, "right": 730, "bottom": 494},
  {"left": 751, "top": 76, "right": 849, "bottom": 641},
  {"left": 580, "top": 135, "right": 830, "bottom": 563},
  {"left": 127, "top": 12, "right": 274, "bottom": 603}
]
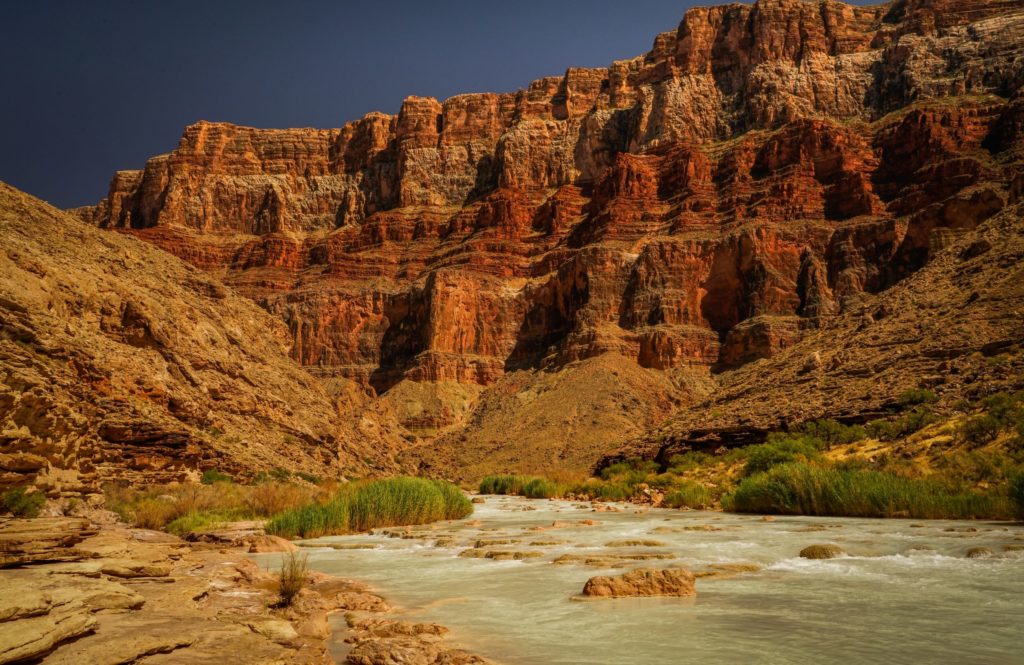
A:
[{"left": 73, "top": 0, "right": 1024, "bottom": 468}]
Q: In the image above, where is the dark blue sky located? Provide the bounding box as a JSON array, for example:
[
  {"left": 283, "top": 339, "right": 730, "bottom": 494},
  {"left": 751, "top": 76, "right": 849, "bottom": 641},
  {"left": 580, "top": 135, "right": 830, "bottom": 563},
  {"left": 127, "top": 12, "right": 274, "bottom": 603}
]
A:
[
  {"left": 3, "top": 1, "right": 880, "bottom": 209},
  {"left": 2, "top": 0, "right": 698, "bottom": 208}
]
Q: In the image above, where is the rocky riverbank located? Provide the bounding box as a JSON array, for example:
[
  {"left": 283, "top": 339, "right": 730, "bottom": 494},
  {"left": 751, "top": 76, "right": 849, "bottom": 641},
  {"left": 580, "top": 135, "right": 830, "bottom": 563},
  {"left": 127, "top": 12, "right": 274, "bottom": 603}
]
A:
[{"left": 0, "top": 514, "right": 492, "bottom": 664}]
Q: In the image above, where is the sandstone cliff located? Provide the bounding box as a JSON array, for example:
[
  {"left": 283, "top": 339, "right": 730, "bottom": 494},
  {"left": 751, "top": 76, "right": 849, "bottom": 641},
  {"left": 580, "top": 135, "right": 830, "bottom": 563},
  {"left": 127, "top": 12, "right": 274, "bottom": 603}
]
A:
[
  {"left": 0, "top": 183, "right": 405, "bottom": 497},
  {"left": 72, "top": 0, "right": 1024, "bottom": 476}
]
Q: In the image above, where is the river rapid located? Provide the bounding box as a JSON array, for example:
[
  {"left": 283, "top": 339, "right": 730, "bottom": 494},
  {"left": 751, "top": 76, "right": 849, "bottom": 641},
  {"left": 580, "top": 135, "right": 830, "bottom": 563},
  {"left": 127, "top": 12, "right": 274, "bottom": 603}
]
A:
[{"left": 254, "top": 496, "right": 1024, "bottom": 665}]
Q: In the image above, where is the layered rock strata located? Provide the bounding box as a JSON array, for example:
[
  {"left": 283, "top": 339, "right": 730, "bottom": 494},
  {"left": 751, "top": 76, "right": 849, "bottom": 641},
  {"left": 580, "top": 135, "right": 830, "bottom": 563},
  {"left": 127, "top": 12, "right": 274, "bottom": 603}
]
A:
[{"left": 67, "top": 0, "right": 1024, "bottom": 473}]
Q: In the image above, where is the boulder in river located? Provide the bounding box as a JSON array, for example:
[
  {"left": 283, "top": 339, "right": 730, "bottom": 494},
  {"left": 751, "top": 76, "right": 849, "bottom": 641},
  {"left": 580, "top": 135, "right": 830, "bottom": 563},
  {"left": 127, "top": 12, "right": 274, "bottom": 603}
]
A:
[
  {"left": 581, "top": 568, "right": 696, "bottom": 598},
  {"left": 966, "top": 547, "right": 995, "bottom": 559},
  {"left": 799, "top": 544, "right": 845, "bottom": 559}
]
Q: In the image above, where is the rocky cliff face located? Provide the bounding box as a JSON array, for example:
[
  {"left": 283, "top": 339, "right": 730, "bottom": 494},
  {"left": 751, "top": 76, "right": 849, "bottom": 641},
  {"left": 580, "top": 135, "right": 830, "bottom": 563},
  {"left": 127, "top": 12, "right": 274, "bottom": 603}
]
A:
[
  {"left": 0, "top": 183, "right": 406, "bottom": 497},
  {"left": 74, "top": 0, "right": 1024, "bottom": 474}
]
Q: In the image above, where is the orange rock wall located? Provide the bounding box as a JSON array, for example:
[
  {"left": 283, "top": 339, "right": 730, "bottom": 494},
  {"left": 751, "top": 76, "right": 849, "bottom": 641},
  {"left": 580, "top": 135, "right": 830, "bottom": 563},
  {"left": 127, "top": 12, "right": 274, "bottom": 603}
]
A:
[{"left": 77, "top": 0, "right": 1024, "bottom": 392}]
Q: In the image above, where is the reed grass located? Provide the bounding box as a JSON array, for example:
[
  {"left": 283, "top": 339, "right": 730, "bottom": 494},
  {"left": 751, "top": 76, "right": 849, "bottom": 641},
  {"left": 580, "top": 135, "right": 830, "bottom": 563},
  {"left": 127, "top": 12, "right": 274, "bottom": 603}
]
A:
[
  {"left": 479, "top": 475, "right": 533, "bottom": 495},
  {"left": 521, "top": 478, "right": 561, "bottom": 499},
  {"left": 662, "top": 481, "right": 713, "bottom": 509},
  {"left": 266, "top": 477, "right": 472, "bottom": 539},
  {"left": 728, "top": 462, "right": 1012, "bottom": 519}
]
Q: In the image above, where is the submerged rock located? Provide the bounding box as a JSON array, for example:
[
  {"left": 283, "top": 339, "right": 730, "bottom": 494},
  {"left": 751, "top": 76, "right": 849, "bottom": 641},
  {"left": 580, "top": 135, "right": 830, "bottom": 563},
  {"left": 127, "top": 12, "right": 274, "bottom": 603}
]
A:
[
  {"left": 581, "top": 568, "right": 696, "bottom": 598},
  {"left": 966, "top": 547, "right": 995, "bottom": 559},
  {"left": 605, "top": 539, "right": 668, "bottom": 548}
]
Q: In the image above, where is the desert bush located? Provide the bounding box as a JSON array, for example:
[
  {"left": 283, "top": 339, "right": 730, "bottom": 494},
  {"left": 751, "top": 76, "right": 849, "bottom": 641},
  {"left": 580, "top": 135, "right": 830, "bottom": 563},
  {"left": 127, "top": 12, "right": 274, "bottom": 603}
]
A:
[
  {"left": 104, "top": 480, "right": 313, "bottom": 532},
  {"left": 728, "top": 463, "right": 1010, "bottom": 519},
  {"left": 742, "top": 435, "right": 821, "bottom": 477},
  {"left": 243, "top": 482, "right": 313, "bottom": 517},
  {"left": 980, "top": 392, "right": 1024, "bottom": 420},
  {"left": 277, "top": 551, "right": 308, "bottom": 607},
  {"left": 960, "top": 414, "right": 1003, "bottom": 445},
  {"left": 896, "top": 388, "right": 939, "bottom": 407},
  {"left": 201, "top": 469, "right": 233, "bottom": 485},
  {"left": 662, "top": 481, "right": 712, "bottom": 509},
  {"left": 1, "top": 487, "right": 45, "bottom": 518},
  {"left": 126, "top": 497, "right": 181, "bottom": 529},
  {"left": 666, "top": 451, "right": 712, "bottom": 473},
  {"left": 600, "top": 459, "right": 660, "bottom": 481},
  {"left": 798, "top": 419, "right": 867, "bottom": 446},
  {"left": 867, "top": 408, "right": 941, "bottom": 441}
]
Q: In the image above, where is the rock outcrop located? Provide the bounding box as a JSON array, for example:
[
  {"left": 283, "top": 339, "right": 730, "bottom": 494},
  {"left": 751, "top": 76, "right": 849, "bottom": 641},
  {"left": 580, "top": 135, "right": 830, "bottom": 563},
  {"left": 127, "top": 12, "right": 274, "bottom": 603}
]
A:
[
  {"left": 580, "top": 567, "right": 697, "bottom": 598},
  {"left": 67, "top": 0, "right": 1024, "bottom": 475},
  {"left": 0, "top": 516, "right": 491, "bottom": 665},
  {"left": 0, "top": 182, "right": 406, "bottom": 496}
]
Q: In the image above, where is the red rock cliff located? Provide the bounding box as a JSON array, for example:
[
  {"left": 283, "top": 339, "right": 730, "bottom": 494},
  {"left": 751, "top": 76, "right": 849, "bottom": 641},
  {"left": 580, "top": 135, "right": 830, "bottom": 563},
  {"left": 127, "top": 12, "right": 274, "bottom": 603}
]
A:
[{"left": 77, "top": 0, "right": 1024, "bottom": 407}]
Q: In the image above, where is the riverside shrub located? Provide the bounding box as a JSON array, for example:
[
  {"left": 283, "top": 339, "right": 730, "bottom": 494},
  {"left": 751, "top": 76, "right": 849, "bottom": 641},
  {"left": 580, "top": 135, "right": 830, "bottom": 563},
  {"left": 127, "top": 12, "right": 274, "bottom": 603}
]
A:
[
  {"left": 742, "top": 435, "right": 822, "bottom": 477},
  {"left": 1, "top": 487, "right": 45, "bottom": 518}
]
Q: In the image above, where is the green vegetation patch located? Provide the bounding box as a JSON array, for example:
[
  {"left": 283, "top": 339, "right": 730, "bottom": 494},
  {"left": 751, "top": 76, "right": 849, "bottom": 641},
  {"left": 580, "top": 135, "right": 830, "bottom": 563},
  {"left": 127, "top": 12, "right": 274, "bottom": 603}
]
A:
[
  {"left": 728, "top": 462, "right": 1012, "bottom": 520},
  {"left": 267, "top": 477, "right": 472, "bottom": 539},
  {"left": 1, "top": 487, "right": 45, "bottom": 518}
]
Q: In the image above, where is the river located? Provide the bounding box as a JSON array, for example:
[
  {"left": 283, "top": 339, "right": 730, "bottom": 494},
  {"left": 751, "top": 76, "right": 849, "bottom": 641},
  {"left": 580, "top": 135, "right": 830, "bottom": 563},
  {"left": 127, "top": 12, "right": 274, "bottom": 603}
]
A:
[{"left": 254, "top": 496, "right": 1024, "bottom": 665}]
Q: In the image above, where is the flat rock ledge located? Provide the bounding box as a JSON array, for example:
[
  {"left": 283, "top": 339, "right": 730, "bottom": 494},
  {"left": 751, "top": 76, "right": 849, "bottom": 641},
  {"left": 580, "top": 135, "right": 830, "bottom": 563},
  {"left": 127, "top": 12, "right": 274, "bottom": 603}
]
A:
[
  {"left": 0, "top": 516, "right": 493, "bottom": 665},
  {"left": 580, "top": 568, "right": 697, "bottom": 598}
]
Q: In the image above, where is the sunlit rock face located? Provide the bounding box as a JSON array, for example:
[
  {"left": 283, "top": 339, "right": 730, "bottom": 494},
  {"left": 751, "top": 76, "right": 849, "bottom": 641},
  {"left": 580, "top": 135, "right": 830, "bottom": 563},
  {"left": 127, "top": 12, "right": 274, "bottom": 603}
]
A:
[{"left": 76, "top": 0, "right": 1023, "bottom": 397}]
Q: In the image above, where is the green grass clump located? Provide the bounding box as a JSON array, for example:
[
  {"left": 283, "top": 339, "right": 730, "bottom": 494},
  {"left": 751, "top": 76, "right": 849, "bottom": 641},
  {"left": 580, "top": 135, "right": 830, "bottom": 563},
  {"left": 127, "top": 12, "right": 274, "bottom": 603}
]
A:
[
  {"left": 1, "top": 487, "right": 45, "bottom": 518},
  {"left": 164, "top": 511, "right": 235, "bottom": 536},
  {"left": 266, "top": 478, "right": 472, "bottom": 539},
  {"left": 570, "top": 479, "right": 631, "bottom": 501},
  {"left": 662, "top": 481, "right": 712, "bottom": 509},
  {"left": 728, "top": 463, "right": 1010, "bottom": 519},
  {"left": 521, "top": 477, "right": 561, "bottom": 499},
  {"left": 265, "top": 499, "right": 350, "bottom": 539},
  {"left": 479, "top": 475, "right": 532, "bottom": 495}
]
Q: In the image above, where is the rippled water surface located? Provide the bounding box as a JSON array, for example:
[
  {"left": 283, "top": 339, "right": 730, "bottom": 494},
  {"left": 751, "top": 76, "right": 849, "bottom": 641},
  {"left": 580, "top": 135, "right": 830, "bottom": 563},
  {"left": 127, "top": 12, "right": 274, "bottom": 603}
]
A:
[{"left": 254, "top": 497, "right": 1024, "bottom": 665}]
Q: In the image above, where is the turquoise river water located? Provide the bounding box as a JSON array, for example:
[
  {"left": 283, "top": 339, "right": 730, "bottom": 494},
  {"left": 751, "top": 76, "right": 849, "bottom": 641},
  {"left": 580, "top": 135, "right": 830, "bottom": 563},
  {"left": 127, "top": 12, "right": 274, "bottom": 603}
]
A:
[{"left": 253, "top": 496, "right": 1024, "bottom": 665}]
